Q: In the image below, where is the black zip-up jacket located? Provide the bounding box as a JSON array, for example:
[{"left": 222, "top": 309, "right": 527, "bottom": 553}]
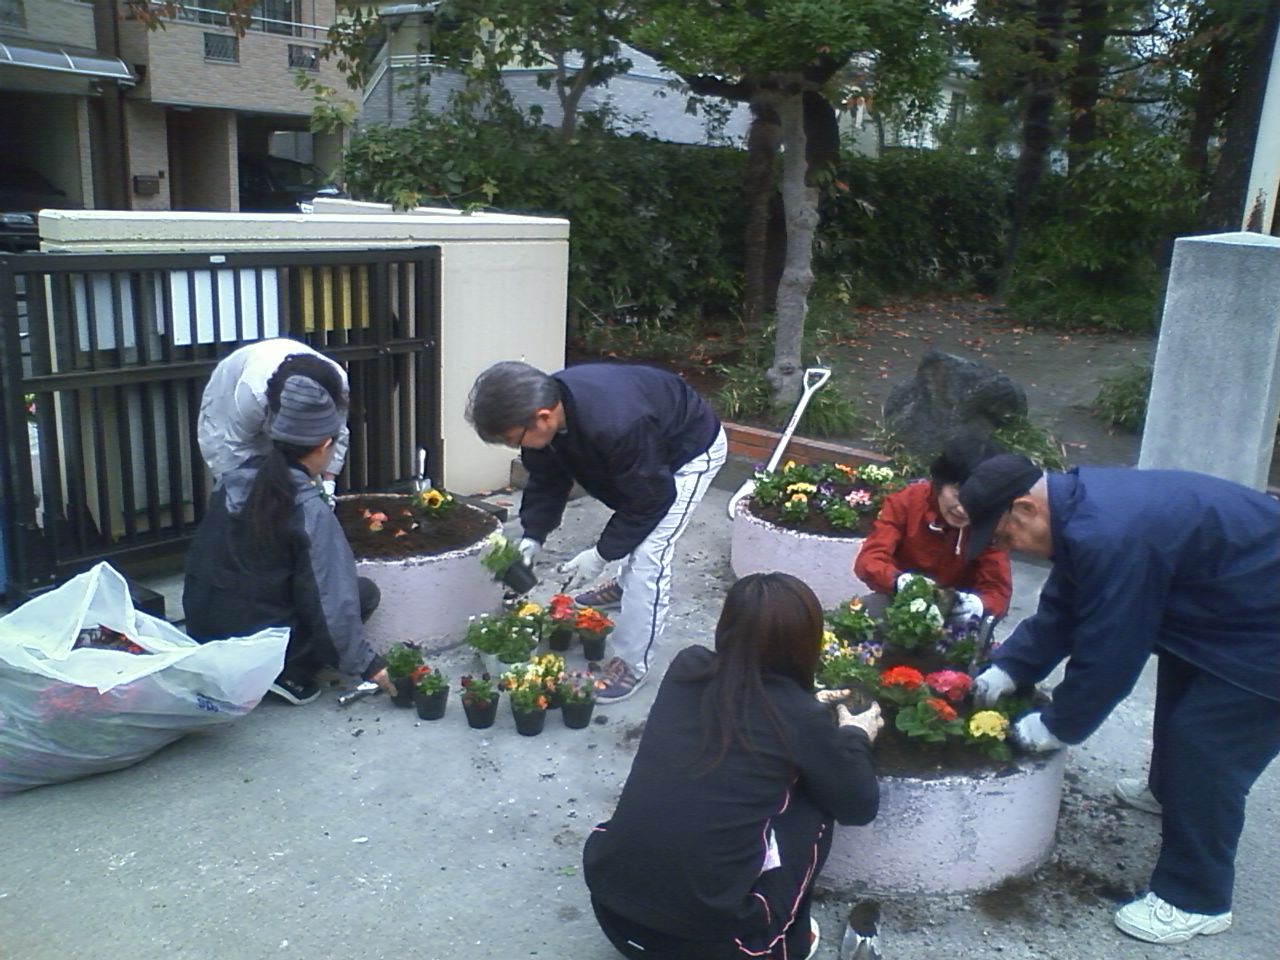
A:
[
  {"left": 183, "top": 460, "right": 378, "bottom": 678},
  {"left": 519, "top": 363, "right": 720, "bottom": 560},
  {"left": 584, "top": 645, "right": 878, "bottom": 941}
]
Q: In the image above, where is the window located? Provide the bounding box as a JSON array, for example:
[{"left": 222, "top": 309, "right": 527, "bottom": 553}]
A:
[
  {"left": 203, "top": 32, "right": 239, "bottom": 63},
  {"left": 947, "top": 92, "right": 967, "bottom": 128},
  {"left": 254, "top": 0, "right": 297, "bottom": 36},
  {"left": 288, "top": 44, "right": 319, "bottom": 71},
  {"left": 0, "top": 0, "right": 25, "bottom": 29}
]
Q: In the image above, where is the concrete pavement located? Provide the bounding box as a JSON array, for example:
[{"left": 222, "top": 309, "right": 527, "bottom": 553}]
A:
[{"left": 2, "top": 476, "right": 1277, "bottom": 960}]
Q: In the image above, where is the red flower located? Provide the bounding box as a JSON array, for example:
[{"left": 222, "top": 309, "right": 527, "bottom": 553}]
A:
[
  {"left": 925, "top": 670, "right": 973, "bottom": 703},
  {"left": 880, "top": 665, "right": 924, "bottom": 689},
  {"left": 925, "top": 697, "right": 958, "bottom": 722},
  {"left": 409, "top": 665, "right": 429, "bottom": 683},
  {"left": 575, "top": 607, "right": 614, "bottom": 633},
  {"left": 548, "top": 593, "right": 576, "bottom": 622}
]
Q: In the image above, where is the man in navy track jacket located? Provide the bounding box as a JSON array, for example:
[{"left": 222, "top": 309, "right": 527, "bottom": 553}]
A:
[
  {"left": 466, "top": 361, "right": 726, "bottom": 703},
  {"left": 960, "top": 454, "right": 1280, "bottom": 947}
]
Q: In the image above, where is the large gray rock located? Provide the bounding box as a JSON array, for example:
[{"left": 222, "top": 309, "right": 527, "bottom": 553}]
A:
[{"left": 884, "top": 349, "right": 1027, "bottom": 457}]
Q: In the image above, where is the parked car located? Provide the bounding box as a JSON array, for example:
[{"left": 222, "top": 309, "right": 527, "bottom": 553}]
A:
[
  {"left": 238, "top": 154, "right": 344, "bottom": 213},
  {"left": 0, "top": 162, "right": 73, "bottom": 251}
]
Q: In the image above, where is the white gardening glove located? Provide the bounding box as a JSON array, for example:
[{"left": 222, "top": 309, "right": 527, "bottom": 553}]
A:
[
  {"left": 896, "top": 572, "right": 935, "bottom": 593},
  {"left": 972, "top": 665, "right": 1016, "bottom": 706},
  {"left": 516, "top": 537, "right": 541, "bottom": 567},
  {"left": 948, "top": 590, "right": 984, "bottom": 623},
  {"left": 321, "top": 478, "right": 337, "bottom": 509},
  {"left": 1011, "top": 712, "right": 1064, "bottom": 753},
  {"left": 837, "top": 701, "right": 884, "bottom": 744},
  {"left": 558, "top": 547, "right": 606, "bottom": 590}
]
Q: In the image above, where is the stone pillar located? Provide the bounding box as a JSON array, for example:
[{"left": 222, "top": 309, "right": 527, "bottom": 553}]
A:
[{"left": 1138, "top": 232, "right": 1280, "bottom": 489}]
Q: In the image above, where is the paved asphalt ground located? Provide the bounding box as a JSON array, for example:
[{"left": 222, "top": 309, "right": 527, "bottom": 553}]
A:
[{"left": 2, "top": 468, "right": 1277, "bottom": 960}]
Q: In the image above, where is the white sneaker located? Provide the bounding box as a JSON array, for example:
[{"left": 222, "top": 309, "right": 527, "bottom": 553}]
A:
[
  {"left": 1114, "top": 892, "right": 1232, "bottom": 944},
  {"left": 1114, "top": 777, "right": 1162, "bottom": 815},
  {"left": 804, "top": 917, "right": 821, "bottom": 960}
]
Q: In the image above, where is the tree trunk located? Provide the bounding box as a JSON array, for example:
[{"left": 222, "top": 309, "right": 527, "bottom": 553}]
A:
[
  {"left": 1065, "top": 0, "right": 1106, "bottom": 184},
  {"left": 743, "top": 99, "right": 782, "bottom": 332},
  {"left": 766, "top": 90, "right": 819, "bottom": 409},
  {"left": 1200, "top": 0, "right": 1280, "bottom": 232},
  {"left": 1000, "top": 0, "right": 1067, "bottom": 290},
  {"left": 555, "top": 52, "right": 595, "bottom": 141}
]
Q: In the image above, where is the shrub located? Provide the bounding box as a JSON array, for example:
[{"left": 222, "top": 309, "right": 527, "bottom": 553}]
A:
[{"left": 1093, "top": 363, "right": 1152, "bottom": 433}]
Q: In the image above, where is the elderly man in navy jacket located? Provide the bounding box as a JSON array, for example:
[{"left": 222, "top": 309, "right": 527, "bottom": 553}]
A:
[
  {"left": 466, "top": 361, "right": 726, "bottom": 703},
  {"left": 960, "top": 454, "right": 1280, "bottom": 946}
]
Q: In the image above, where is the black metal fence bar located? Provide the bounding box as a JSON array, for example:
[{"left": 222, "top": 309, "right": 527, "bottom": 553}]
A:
[{"left": 0, "top": 246, "right": 442, "bottom": 598}]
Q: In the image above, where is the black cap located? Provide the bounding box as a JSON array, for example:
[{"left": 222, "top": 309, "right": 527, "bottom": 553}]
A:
[{"left": 959, "top": 454, "right": 1044, "bottom": 558}]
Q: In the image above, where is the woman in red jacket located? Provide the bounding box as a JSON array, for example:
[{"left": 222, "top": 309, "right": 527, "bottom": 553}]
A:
[{"left": 853, "top": 434, "right": 1011, "bottom": 622}]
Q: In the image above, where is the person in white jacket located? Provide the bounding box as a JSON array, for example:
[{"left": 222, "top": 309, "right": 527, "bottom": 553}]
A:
[{"left": 198, "top": 338, "right": 349, "bottom": 493}]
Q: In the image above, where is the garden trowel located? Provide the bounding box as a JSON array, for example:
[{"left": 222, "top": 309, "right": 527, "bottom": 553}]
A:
[
  {"left": 336, "top": 680, "right": 382, "bottom": 708},
  {"left": 726, "top": 365, "right": 831, "bottom": 519},
  {"left": 414, "top": 447, "right": 430, "bottom": 493},
  {"left": 839, "top": 899, "right": 882, "bottom": 960}
]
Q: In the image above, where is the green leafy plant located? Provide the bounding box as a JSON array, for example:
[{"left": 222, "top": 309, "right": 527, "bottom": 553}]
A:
[
  {"left": 750, "top": 461, "right": 902, "bottom": 534},
  {"left": 500, "top": 663, "right": 550, "bottom": 712},
  {"left": 1093, "top": 363, "right": 1152, "bottom": 433},
  {"left": 383, "top": 642, "right": 425, "bottom": 680},
  {"left": 480, "top": 533, "right": 521, "bottom": 577},
  {"left": 412, "top": 664, "right": 448, "bottom": 696},
  {"left": 459, "top": 673, "right": 497, "bottom": 706},
  {"left": 826, "top": 597, "right": 878, "bottom": 646},
  {"left": 883, "top": 575, "right": 945, "bottom": 651},
  {"left": 557, "top": 670, "right": 596, "bottom": 706},
  {"left": 895, "top": 697, "right": 966, "bottom": 742},
  {"left": 991, "top": 415, "right": 1068, "bottom": 472},
  {"left": 411, "top": 486, "right": 457, "bottom": 518},
  {"left": 465, "top": 612, "right": 538, "bottom": 664}
]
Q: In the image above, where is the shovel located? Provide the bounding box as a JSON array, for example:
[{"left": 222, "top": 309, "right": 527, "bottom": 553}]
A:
[{"left": 726, "top": 366, "right": 832, "bottom": 519}]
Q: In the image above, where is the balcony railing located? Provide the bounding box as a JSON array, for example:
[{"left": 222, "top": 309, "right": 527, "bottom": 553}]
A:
[{"left": 165, "top": 3, "right": 327, "bottom": 42}]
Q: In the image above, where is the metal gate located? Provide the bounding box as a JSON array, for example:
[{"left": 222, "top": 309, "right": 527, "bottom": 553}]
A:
[{"left": 0, "top": 246, "right": 441, "bottom": 598}]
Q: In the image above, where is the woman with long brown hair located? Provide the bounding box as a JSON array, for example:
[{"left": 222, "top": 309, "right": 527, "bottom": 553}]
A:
[{"left": 584, "top": 573, "right": 882, "bottom": 959}]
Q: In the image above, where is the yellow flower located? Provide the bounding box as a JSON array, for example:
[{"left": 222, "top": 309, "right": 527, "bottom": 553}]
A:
[
  {"left": 423, "top": 489, "right": 444, "bottom": 509},
  {"left": 847, "top": 598, "right": 863, "bottom": 612},
  {"left": 786, "top": 482, "right": 818, "bottom": 494},
  {"left": 516, "top": 602, "right": 542, "bottom": 618},
  {"left": 968, "top": 710, "right": 1009, "bottom": 740},
  {"left": 783, "top": 460, "right": 797, "bottom": 471}
]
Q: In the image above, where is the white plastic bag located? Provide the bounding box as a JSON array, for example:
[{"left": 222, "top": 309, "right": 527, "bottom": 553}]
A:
[{"left": 0, "top": 562, "right": 288, "bottom": 794}]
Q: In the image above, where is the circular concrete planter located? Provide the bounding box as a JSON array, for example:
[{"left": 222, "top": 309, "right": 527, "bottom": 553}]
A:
[
  {"left": 353, "top": 502, "right": 503, "bottom": 655},
  {"left": 730, "top": 504, "right": 871, "bottom": 608},
  {"left": 822, "top": 748, "right": 1067, "bottom": 895}
]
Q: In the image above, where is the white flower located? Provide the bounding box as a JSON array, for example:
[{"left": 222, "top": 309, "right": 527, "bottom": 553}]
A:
[
  {"left": 926, "top": 606, "right": 944, "bottom": 628},
  {"left": 909, "top": 598, "right": 927, "bottom": 613}
]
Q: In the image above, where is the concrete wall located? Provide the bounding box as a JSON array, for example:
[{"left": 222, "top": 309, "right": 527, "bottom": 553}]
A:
[
  {"left": 116, "top": 3, "right": 347, "bottom": 115},
  {"left": 36, "top": 204, "right": 570, "bottom": 495},
  {"left": 6, "top": 0, "right": 96, "bottom": 47}
]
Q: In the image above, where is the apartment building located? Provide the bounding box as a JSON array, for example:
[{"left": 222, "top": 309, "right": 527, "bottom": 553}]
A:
[{"left": 0, "top": 1, "right": 352, "bottom": 221}]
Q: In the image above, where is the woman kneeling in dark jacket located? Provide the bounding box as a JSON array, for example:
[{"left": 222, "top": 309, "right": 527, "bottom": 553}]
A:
[{"left": 584, "top": 572, "right": 882, "bottom": 959}]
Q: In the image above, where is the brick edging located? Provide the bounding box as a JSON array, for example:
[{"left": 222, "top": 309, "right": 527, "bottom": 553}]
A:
[{"left": 723, "top": 422, "right": 890, "bottom": 469}]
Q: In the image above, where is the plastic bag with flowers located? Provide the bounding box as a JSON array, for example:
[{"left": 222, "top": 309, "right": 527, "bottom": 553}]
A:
[{"left": 0, "top": 563, "right": 287, "bottom": 794}]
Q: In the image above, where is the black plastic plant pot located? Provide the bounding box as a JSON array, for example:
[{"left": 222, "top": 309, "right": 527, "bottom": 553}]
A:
[
  {"left": 561, "top": 700, "right": 595, "bottom": 730},
  {"left": 502, "top": 559, "right": 538, "bottom": 594},
  {"left": 463, "top": 695, "right": 500, "bottom": 729},
  {"left": 580, "top": 632, "right": 607, "bottom": 662},
  {"left": 414, "top": 688, "right": 448, "bottom": 720},
  {"left": 511, "top": 704, "right": 547, "bottom": 737},
  {"left": 391, "top": 676, "right": 416, "bottom": 707},
  {"left": 547, "top": 625, "right": 575, "bottom": 653}
]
